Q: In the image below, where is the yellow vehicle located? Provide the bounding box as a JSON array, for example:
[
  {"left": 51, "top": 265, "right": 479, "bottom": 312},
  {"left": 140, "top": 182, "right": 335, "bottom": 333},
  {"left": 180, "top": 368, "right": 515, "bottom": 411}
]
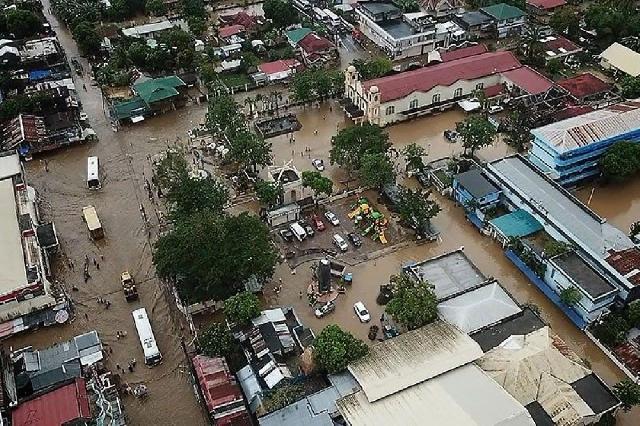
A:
[
  {"left": 121, "top": 271, "right": 138, "bottom": 301},
  {"left": 82, "top": 205, "right": 103, "bottom": 240}
]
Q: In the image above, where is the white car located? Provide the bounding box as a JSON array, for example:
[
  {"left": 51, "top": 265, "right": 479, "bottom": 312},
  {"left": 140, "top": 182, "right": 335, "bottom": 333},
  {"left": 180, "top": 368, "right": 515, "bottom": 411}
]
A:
[
  {"left": 488, "top": 105, "right": 504, "bottom": 114},
  {"left": 353, "top": 301, "right": 370, "bottom": 323},
  {"left": 79, "top": 112, "right": 88, "bottom": 121},
  {"left": 325, "top": 211, "right": 339, "bottom": 226},
  {"left": 333, "top": 234, "right": 348, "bottom": 252},
  {"left": 312, "top": 159, "right": 325, "bottom": 171}
]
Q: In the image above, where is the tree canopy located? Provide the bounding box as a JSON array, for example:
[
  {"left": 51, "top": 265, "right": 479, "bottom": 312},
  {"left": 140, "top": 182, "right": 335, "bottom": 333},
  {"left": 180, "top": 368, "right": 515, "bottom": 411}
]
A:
[
  {"left": 549, "top": 6, "right": 580, "bottom": 38},
  {"left": 301, "top": 171, "right": 333, "bottom": 198},
  {"left": 73, "top": 21, "right": 101, "bottom": 55},
  {"left": 224, "top": 291, "right": 261, "bottom": 325},
  {"left": 255, "top": 180, "right": 283, "bottom": 208},
  {"left": 614, "top": 379, "right": 640, "bottom": 411},
  {"left": 559, "top": 286, "right": 582, "bottom": 306},
  {"left": 397, "top": 188, "right": 441, "bottom": 232},
  {"left": 154, "top": 211, "right": 278, "bottom": 303},
  {"left": 3, "top": 9, "right": 42, "bottom": 39},
  {"left": 584, "top": 1, "right": 640, "bottom": 47},
  {"left": 263, "top": 0, "right": 299, "bottom": 28},
  {"left": 386, "top": 273, "right": 438, "bottom": 330},
  {"left": 290, "top": 69, "right": 343, "bottom": 103},
  {"left": 145, "top": 0, "right": 167, "bottom": 16},
  {"left": 313, "top": 325, "right": 369, "bottom": 373},
  {"left": 358, "top": 152, "right": 395, "bottom": 189},
  {"left": 502, "top": 106, "right": 533, "bottom": 153},
  {"left": 456, "top": 115, "right": 496, "bottom": 157},
  {"left": 599, "top": 141, "right": 640, "bottom": 183},
  {"left": 198, "top": 322, "right": 234, "bottom": 357},
  {"left": 330, "top": 124, "right": 391, "bottom": 172},
  {"left": 401, "top": 143, "right": 426, "bottom": 172},
  {"left": 620, "top": 75, "right": 640, "bottom": 99},
  {"left": 352, "top": 57, "right": 393, "bottom": 80}
]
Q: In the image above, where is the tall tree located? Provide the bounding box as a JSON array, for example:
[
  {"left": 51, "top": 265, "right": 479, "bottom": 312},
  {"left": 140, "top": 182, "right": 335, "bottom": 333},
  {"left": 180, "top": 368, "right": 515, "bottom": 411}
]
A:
[
  {"left": 397, "top": 188, "right": 441, "bottom": 232},
  {"left": 386, "top": 273, "right": 438, "bottom": 330},
  {"left": 224, "top": 291, "right": 261, "bottom": 325},
  {"left": 456, "top": 115, "right": 496, "bottom": 157},
  {"left": 401, "top": 143, "right": 426, "bottom": 172},
  {"left": 226, "top": 129, "right": 273, "bottom": 172},
  {"left": 198, "top": 323, "right": 234, "bottom": 357},
  {"left": 4, "top": 9, "right": 42, "bottom": 38},
  {"left": 502, "top": 106, "right": 533, "bottom": 152},
  {"left": 73, "top": 21, "right": 101, "bottom": 55},
  {"left": 263, "top": 0, "right": 299, "bottom": 28},
  {"left": 549, "top": 6, "right": 580, "bottom": 38},
  {"left": 255, "top": 180, "right": 283, "bottom": 208},
  {"left": 559, "top": 286, "right": 582, "bottom": 306},
  {"left": 313, "top": 325, "right": 369, "bottom": 373},
  {"left": 614, "top": 379, "right": 640, "bottom": 411},
  {"left": 145, "top": 0, "right": 167, "bottom": 16},
  {"left": 620, "top": 75, "right": 640, "bottom": 99},
  {"left": 359, "top": 152, "right": 395, "bottom": 189},
  {"left": 352, "top": 57, "right": 393, "bottom": 80},
  {"left": 599, "top": 141, "right": 640, "bottom": 182},
  {"left": 330, "top": 124, "right": 391, "bottom": 172},
  {"left": 301, "top": 171, "right": 333, "bottom": 198},
  {"left": 206, "top": 93, "right": 244, "bottom": 138}
]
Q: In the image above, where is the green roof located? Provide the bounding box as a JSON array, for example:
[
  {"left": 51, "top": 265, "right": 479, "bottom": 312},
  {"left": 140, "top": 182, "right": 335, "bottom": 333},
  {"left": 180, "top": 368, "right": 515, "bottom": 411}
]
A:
[
  {"left": 133, "top": 76, "right": 186, "bottom": 105},
  {"left": 113, "top": 96, "right": 149, "bottom": 120},
  {"left": 480, "top": 3, "right": 525, "bottom": 20},
  {"left": 286, "top": 27, "right": 312, "bottom": 45},
  {"left": 489, "top": 209, "right": 543, "bottom": 239}
]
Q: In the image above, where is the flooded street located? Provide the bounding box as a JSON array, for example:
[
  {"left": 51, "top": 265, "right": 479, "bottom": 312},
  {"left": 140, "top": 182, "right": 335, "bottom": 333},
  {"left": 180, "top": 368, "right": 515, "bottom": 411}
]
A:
[
  {"left": 575, "top": 180, "right": 640, "bottom": 232},
  {"left": 7, "top": 1, "right": 636, "bottom": 423}
]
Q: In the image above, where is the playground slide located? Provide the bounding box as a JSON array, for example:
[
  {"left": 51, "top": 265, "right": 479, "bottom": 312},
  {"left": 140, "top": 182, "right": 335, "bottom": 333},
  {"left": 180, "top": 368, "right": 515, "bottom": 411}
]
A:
[{"left": 379, "top": 232, "right": 387, "bottom": 244}]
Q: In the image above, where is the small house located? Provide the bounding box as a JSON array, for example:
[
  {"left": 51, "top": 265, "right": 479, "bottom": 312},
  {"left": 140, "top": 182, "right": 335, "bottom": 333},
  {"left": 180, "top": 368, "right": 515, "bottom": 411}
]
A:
[
  {"left": 480, "top": 3, "right": 527, "bottom": 39},
  {"left": 453, "top": 168, "right": 501, "bottom": 210}
]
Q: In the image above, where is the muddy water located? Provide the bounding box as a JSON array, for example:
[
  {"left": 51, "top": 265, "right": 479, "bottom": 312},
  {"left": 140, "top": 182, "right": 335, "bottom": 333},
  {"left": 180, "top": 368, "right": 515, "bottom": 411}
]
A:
[{"left": 575, "top": 180, "right": 640, "bottom": 232}]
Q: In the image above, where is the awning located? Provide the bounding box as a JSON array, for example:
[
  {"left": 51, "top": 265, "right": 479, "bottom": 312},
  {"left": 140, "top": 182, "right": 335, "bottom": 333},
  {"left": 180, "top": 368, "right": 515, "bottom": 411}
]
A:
[
  {"left": 458, "top": 99, "right": 481, "bottom": 112},
  {"left": 131, "top": 116, "right": 145, "bottom": 123}
]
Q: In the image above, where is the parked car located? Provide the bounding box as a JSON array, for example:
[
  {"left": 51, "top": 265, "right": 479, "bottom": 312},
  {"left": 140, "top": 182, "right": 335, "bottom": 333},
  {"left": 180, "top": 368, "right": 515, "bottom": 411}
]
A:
[
  {"left": 415, "top": 171, "right": 430, "bottom": 188},
  {"left": 488, "top": 105, "right": 504, "bottom": 114},
  {"left": 279, "top": 228, "right": 294, "bottom": 242},
  {"left": 312, "top": 159, "right": 325, "bottom": 171},
  {"left": 302, "top": 222, "right": 314, "bottom": 237},
  {"left": 354, "top": 301, "right": 371, "bottom": 322},
  {"left": 325, "top": 211, "right": 340, "bottom": 226},
  {"left": 333, "top": 234, "right": 348, "bottom": 252},
  {"left": 347, "top": 232, "right": 362, "bottom": 248},
  {"left": 315, "top": 301, "right": 335, "bottom": 318},
  {"left": 311, "top": 214, "right": 326, "bottom": 231}
]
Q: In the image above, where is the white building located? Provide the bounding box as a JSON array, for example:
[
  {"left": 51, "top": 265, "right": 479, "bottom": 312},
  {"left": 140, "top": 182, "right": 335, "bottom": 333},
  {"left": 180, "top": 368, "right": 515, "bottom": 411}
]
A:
[
  {"left": 121, "top": 19, "right": 188, "bottom": 40},
  {"left": 354, "top": 2, "right": 466, "bottom": 60},
  {"left": 344, "top": 50, "right": 555, "bottom": 127}
]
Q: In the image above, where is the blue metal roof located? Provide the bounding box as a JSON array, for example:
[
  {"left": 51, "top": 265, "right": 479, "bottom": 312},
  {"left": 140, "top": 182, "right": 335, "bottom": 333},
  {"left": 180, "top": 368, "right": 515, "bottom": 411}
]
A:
[{"left": 489, "top": 209, "right": 543, "bottom": 238}]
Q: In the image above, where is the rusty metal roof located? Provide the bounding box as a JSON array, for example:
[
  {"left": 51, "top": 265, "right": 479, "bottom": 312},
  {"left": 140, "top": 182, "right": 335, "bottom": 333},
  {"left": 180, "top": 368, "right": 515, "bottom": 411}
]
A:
[{"left": 531, "top": 99, "right": 640, "bottom": 153}]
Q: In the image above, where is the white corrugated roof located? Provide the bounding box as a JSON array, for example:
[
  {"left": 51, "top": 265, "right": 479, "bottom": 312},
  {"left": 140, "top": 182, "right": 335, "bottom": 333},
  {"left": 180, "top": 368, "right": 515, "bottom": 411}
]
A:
[
  {"left": 599, "top": 43, "right": 640, "bottom": 77},
  {"left": 0, "top": 179, "right": 28, "bottom": 295},
  {"left": 438, "top": 281, "right": 522, "bottom": 333},
  {"left": 337, "top": 364, "right": 535, "bottom": 426},
  {"left": 348, "top": 321, "right": 483, "bottom": 402},
  {"left": 0, "top": 152, "right": 21, "bottom": 181},
  {"left": 531, "top": 99, "right": 640, "bottom": 153}
]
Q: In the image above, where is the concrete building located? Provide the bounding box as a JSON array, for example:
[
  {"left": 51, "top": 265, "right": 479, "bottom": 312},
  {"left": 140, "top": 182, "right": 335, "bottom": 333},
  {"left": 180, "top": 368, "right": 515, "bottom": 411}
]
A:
[
  {"left": 526, "top": 0, "right": 567, "bottom": 19},
  {"left": 528, "top": 99, "right": 640, "bottom": 185},
  {"left": 556, "top": 73, "right": 616, "bottom": 108},
  {"left": 121, "top": 19, "right": 188, "bottom": 40},
  {"left": 599, "top": 43, "right": 640, "bottom": 77},
  {"left": 480, "top": 3, "right": 527, "bottom": 39},
  {"left": 452, "top": 168, "right": 501, "bottom": 210},
  {"left": 354, "top": 2, "right": 466, "bottom": 60},
  {"left": 343, "top": 50, "right": 553, "bottom": 126},
  {"left": 454, "top": 11, "right": 493, "bottom": 38},
  {"left": 540, "top": 35, "right": 582, "bottom": 64},
  {"left": 419, "top": 0, "right": 464, "bottom": 19}
]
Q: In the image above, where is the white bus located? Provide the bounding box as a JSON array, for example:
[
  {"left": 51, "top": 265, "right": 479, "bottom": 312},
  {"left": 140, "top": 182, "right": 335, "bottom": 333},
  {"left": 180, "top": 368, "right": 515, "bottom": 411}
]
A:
[
  {"left": 132, "top": 308, "right": 162, "bottom": 366},
  {"left": 323, "top": 9, "right": 341, "bottom": 28},
  {"left": 87, "top": 156, "right": 100, "bottom": 189},
  {"left": 313, "top": 7, "right": 328, "bottom": 22}
]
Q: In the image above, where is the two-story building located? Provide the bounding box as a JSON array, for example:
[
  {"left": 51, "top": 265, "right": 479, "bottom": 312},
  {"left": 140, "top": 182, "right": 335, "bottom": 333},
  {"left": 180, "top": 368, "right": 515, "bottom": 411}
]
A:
[
  {"left": 526, "top": 0, "right": 567, "bottom": 21},
  {"left": 354, "top": 2, "right": 466, "bottom": 60},
  {"left": 419, "top": 0, "right": 464, "bottom": 19},
  {"left": 480, "top": 3, "right": 527, "bottom": 39},
  {"left": 528, "top": 99, "right": 640, "bottom": 186}
]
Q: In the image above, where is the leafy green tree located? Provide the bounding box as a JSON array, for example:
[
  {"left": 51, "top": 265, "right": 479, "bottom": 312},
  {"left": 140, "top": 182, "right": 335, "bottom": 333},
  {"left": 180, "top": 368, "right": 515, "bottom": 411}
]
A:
[
  {"left": 613, "top": 379, "right": 640, "bottom": 411},
  {"left": 73, "top": 21, "right": 101, "bottom": 55},
  {"left": 591, "top": 313, "right": 630, "bottom": 346},
  {"left": 226, "top": 129, "right": 273, "bottom": 172},
  {"left": 241, "top": 52, "right": 260, "bottom": 72},
  {"left": 206, "top": 93, "right": 244, "bottom": 137},
  {"left": 145, "top": 0, "right": 167, "bottom": 15},
  {"left": 301, "top": 171, "right": 333, "bottom": 198},
  {"left": 519, "top": 25, "right": 545, "bottom": 67},
  {"left": 263, "top": 0, "right": 299, "bottom": 28},
  {"left": 5, "top": 9, "right": 42, "bottom": 38},
  {"left": 263, "top": 384, "right": 304, "bottom": 413},
  {"left": 599, "top": 141, "right": 640, "bottom": 182},
  {"left": 386, "top": 273, "right": 438, "bottom": 330},
  {"left": 397, "top": 188, "right": 441, "bottom": 232},
  {"left": 359, "top": 152, "right": 395, "bottom": 189},
  {"left": 549, "top": 6, "right": 580, "bottom": 37},
  {"left": 546, "top": 58, "right": 563, "bottom": 75},
  {"left": 314, "top": 70, "right": 333, "bottom": 99},
  {"left": 255, "top": 180, "right": 283, "bottom": 207},
  {"left": 352, "top": 57, "right": 393, "bottom": 80},
  {"left": 154, "top": 211, "right": 278, "bottom": 302},
  {"left": 559, "top": 286, "right": 582, "bottom": 306},
  {"left": 543, "top": 240, "right": 572, "bottom": 258},
  {"left": 502, "top": 106, "right": 533, "bottom": 152},
  {"left": 401, "top": 143, "right": 426, "bottom": 172},
  {"left": 620, "top": 75, "right": 640, "bottom": 99},
  {"left": 330, "top": 124, "right": 391, "bottom": 172},
  {"left": 181, "top": 0, "right": 206, "bottom": 18},
  {"left": 584, "top": 1, "right": 640, "bottom": 47},
  {"left": 291, "top": 71, "right": 314, "bottom": 104},
  {"left": 198, "top": 322, "right": 234, "bottom": 357},
  {"left": 456, "top": 115, "right": 496, "bottom": 157},
  {"left": 627, "top": 300, "right": 640, "bottom": 327},
  {"left": 127, "top": 42, "right": 150, "bottom": 68},
  {"left": 393, "top": 0, "right": 419, "bottom": 12},
  {"left": 313, "top": 325, "right": 369, "bottom": 373},
  {"left": 224, "top": 291, "right": 261, "bottom": 325}
]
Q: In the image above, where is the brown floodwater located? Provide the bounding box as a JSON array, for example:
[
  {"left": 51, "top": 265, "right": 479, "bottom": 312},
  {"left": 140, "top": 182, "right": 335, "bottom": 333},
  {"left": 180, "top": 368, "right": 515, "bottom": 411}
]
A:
[
  {"left": 16, "top": 2, "right": 637, "bottom": 423},
  {"left": 575, "top": 180, "right": 640, "bottom": 233}
]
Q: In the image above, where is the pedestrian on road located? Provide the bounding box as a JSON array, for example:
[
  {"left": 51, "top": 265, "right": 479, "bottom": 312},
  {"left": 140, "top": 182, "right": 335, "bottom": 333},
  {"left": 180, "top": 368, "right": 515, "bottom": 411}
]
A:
[
  {"left": 93, "top": 258, "right": 96, "bottom": 266},
  {"left": 82, "top": 83, "right": 86, "bottom": 91},
  {"left": 96, "top": 262, "right": 100, "bottom": 270},
  {"left": 299, "top": 290, "right": 303, "bottom": 299}
]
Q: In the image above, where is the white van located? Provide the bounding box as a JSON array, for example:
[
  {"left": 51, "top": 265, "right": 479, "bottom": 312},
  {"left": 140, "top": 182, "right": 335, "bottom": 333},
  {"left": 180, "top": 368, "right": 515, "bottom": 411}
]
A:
[
  {"left": 290, "top": 222, "right": 307, "bottom": 242},
  {"left": 87, "top": 156, "right": 100, "bottom": 189},
  {"left": 333, "top": 234, "right": 348, "bottom": 252}
]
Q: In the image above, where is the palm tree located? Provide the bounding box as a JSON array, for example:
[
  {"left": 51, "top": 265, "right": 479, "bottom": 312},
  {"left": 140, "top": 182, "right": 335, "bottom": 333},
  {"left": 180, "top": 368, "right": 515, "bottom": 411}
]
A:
[{"left": 519, "top": 25, "right": 545, "bottom": 68}]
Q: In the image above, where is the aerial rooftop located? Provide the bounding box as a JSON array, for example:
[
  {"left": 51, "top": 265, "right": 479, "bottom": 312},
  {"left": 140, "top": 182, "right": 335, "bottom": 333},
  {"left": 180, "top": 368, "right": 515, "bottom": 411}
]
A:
[{"left": 550, "top": 252, "right": 617, "bottom": 299}]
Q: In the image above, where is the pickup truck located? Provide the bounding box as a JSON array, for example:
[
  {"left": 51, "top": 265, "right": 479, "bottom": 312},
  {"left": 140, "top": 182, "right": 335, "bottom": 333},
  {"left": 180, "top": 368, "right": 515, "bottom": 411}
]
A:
[{"left": 121, "top": 271, "right": 138, "bottom": 301}]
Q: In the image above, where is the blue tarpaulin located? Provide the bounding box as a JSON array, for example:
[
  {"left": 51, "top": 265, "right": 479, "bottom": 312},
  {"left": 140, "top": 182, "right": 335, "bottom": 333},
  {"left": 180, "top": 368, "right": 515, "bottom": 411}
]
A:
[
  {"left": 489, "top": 209, "right": 543, "bottom": 238},
  {"left": 29, "top": 69, "right": 51, "bottom": 81}
]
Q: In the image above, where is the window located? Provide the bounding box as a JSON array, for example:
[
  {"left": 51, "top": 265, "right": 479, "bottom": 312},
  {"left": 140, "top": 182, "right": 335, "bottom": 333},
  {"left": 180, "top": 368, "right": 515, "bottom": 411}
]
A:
[
  {"left": 454, "top": 88, "right": 462, "bottom": 98},
  {"left": 385, "top": 106, "right": 395, "bottom": 115},
  {"left": 431, "top": 94, "right": 440, "bottom": 104},
  {"left": 409, "top": 99, "right": 418, "bottom": 109},
  {"left": 475, "top": 83, "right": 484, "bottom": 90}
]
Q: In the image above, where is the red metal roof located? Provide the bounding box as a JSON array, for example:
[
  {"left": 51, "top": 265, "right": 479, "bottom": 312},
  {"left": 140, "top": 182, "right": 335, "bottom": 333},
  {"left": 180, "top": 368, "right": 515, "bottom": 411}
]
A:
[
  {"left": 527, "top": 0, "right": 566, "bottom": 10},
  {"left": 192, "top": 355, "right": 249, "bottom": 424},
  {"left": 298, "top": 33, "right": 334, "bottom": 54},
  {"left": 483, "top": 83, "right": 504, "bottom": 98},
  {"left": 542, "top": 35, "right": 581, "bottom": 56},
  {"left": 258, "top": 59, "right": 301, "bottom": 75},
  {"left": 552, "top": 105, "right": 594, "bottom": 121},
  {"left": 12, "top": 378, "right": 91, "bottom": 426},
  {"left": 501, "top": 66, "right": 554, "bottom": 95},
  {"left": 364, "top": 51, "right": 522, "bottom": 103},
  {"left": 220, "top": 12, "right": 259, "bottom": 30},
  {"left": 219, "top": 24, "right": 245, "bottom": 39},
  {"left": 440, "top": 44, "right": 488, "bottom": 62},
  {"left": 556, "top": 73, "right": 612, "bottom": 99},
  {"left": 606, "top": 248, "right": 640, "bottom": 286}
]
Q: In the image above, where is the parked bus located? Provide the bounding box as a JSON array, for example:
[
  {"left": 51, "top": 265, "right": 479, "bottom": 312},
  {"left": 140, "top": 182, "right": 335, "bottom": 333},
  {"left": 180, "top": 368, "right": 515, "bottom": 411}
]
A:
[
  {"left": 313, "top": 7, "right": 328, "bottom": 22},
  {"left": 323, "top": 9, "right": 341, "bottom": 28},
  {"left": 87, "top": 156, "right": 100, "bottom": 189},
  {"left": 132, "top": 308, "right": 162, "bottom": 366},
  {"left": 82, "top": 205, "right": 104, "bottom": 240}
]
